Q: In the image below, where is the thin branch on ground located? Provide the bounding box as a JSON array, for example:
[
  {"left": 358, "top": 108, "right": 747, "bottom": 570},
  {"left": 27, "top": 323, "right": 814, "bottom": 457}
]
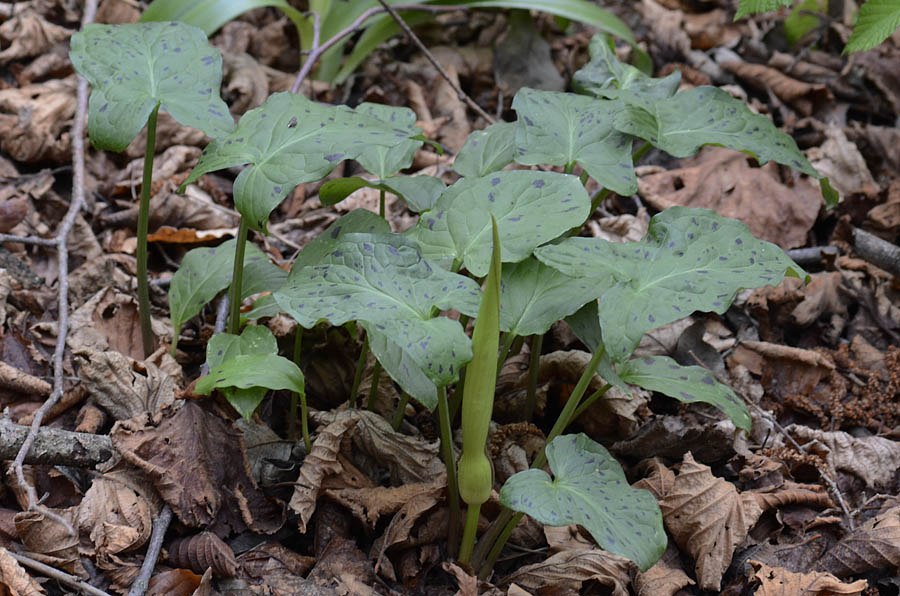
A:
[
  {"left": 374, "top": 0, "right": 496, "bottom": 124},
  {"left": 11, "top": 0, "right": 98, "bottom": 537},
  {"left": 747, "top": 401, "right": 854, "bottom": 529},
  {"left": 8, "top": 551, "right": 113, "bottom": 596},
  {"left": 126, "top": 505, "right": 173, "bottom": 596}
]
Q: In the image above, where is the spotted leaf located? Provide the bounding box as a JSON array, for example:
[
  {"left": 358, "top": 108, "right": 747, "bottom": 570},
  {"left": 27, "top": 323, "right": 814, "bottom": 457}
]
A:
[
  {"left": 535, "top": 207, "right": 807, "bottom": 361},
  {"left": 499, "top": 433, "right": 666, "bottom": 571},
  {"left": 409, "top": 170, "right": 590, "bottom": 276},
  {"left": 69, "top": 22, "right": 235, "bottom": 152},
  {"left": 512, "top": 88, "right": 636, "bottom": 195},
  {"left": 619, "top": 355, "right": 750, "bottom": 430},
  {"left": 180, "top": 92, "right": 419, "bottom": 232},
  {"left": 454, "top": 121, "right": 516, "bottom": 178},
  {"left": 273, "top": 232, "right": 479, "bottom": 408}
]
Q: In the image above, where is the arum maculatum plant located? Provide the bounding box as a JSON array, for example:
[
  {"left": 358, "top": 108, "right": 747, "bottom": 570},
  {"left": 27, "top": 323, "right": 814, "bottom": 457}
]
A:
[
  {"left": 69, "top": 21, "right": 236, "bottom": 357},
  {"left": 134, "top": 27, "right": 832, "bottom": 576}
]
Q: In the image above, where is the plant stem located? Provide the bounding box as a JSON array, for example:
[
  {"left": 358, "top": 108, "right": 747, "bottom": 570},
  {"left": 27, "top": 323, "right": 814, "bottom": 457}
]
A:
[
  {"left": 459, "top": 504, "right": 481, "bottom": 565},
  {"left": 523, "top": 334, "right": 543, "bottom": 421},
  {"left": 447, "top": 314, "right": 471, "bottom": 422},
  {"left": 136, "top": 103, "right": 160, "bottom": 358},
  {"left": 436, "top": 386, "right": 460, "bottom": 557},
  {"left": 289, "top": 327, "right": 303, "bottom": 442},
  {"left": 350, "top": 336, "right": 369, "bottom": 407},
  {"left": 473, "top": 345, "right": 607, "bottom": 577},
  {"left": 228, "top": 217, "right": 249, "bottom": 335},
  {"left": 391, "top": 391, "right": 411, "bottom": 430},
  {"left": 496, "top": 332, "right": 516, "bottom": 375},
  {"left": 366, "top": 361, "right": 382, "bottom": 410},
  {"left": 568, "top": 383, "right": 612, "bottom": 424},
  {"left": 379, "top": 188, "right": 386, "bottom": 218},
  {"left": 564, "top": 161, "right": 575, "bottom": 175}
]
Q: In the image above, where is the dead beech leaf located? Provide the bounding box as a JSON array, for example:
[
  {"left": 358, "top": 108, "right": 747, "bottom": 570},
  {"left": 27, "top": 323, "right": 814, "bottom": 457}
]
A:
[
  {"left": 0, "top": 546, "right": 45, "bottom": 596},
  {"left": 348, "top": 409, "right": 444, "bottom": 484},
  {"left": 67, "top": 287, "right": 171, "bottom": 357},
  {"left": 634, "top": 541, "right": 694, "bottom": 596},
  {"left": 749, "top": 482, "right": 832, "bottom": 512},
  {"left": 751, "top": 560, "right": 867, "bottom": 595},
  {"left": 145, "top": 568, "right": 202, "bottom": 596},
  {"left": 658, "top": 452, "right": 763, "bottom": 591},
  {"left": 375, "top": 482, "right": 445, "bottom": 570},
  {"left": 111, "top": 400, "right": 284, "bottom": 533},
  {"left": 307, "top": 535, "right": 377, "bottom": 596},
  {"left": 0, "top": 197, "right": 27, "bottom": 234},
  {"left": 76, "top": 348, "right": 176, "bottom": 420},
  {"left": 818, "top": 507, "right": 900, "bottom": 577},
  {"left": 238, "top": 542, "right": 316, "bottom": 578},
  {"left": 14, "top": 509, "right": 82, "bottom": 575},
  {"left": 806, "top": 125, "right": 878, "bottom": 197},
  {"left": 500, "top": 548, "right": 635, "bottom": 595},
  {"left": 290, "top": 410, "right": 360, "bottom": 533},
  {"left": 77, "top": 472, "right": 153, "bottom": 558},
  {"left": 167, "top": 531, "right": 238, "bottom": 578},
  {"left": 778, "top": 425, "right": 900, "bottom": 490},
  {"left": 222, "top": 51, "right": 269, "bottom": 114},
  {"left": 0, "top": 78, "right": 76, "bottom": 163},
  {"left": 633, "top": 457, "right": 677, "bottom": 501},
  {"left": 0, "top": 9, "right": 73, "bottom": 64},
  {"left": 325, "top": 481, "right": 444, "bottom": 530},
  {"left": 719, "top": 59, "right": 830, "bottom": 116},
  {"left": 637, "top": 147, "right": 821, "bottom": 250}
]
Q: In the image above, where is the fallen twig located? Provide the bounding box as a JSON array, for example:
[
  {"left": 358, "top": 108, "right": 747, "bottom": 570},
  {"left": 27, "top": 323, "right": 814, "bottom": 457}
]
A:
[
  {"left": 126, "top": 505, "right": 173, "bottom": 596},
  {"left": 0, "top": 418, "right": 114, "bottom": 467},
  {"left": 852, "top": 227, "right": 900, "bottom": 278},
  {"left": 8, "top": 550, "right": 113, "bottom": 596},
  {"left": 10, "top": 0, "right": 99, "bottom": 537}
]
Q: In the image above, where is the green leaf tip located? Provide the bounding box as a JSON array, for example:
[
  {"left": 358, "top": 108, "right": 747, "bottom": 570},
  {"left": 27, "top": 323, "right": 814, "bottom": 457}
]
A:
[{"left": 69, "top": 21, "right": 235, "bottom": 152}]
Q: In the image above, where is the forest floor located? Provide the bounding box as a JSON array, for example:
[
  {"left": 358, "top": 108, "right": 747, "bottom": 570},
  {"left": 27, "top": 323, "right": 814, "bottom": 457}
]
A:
[{"left": 1, "top": 0, "right": 899, "bottom": 594}]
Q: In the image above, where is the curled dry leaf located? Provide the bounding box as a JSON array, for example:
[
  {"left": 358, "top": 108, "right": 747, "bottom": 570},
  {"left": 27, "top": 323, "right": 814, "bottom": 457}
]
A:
[
  {"left": 0, "top": 546, "right": 45, "bottom": 596},
  {"left": 634, "top": 540, "right": 694, "bottom": 596},
  {"left": 111, "top": 400, "right": 284, "bottom": 533},
  {"left": 76, "top": 471, "right": 153, "bottom": 558},
  {"left": 145, "top": 568, "right": 203, "bottom": 596},
  {"left": 348, "top": 409, "right": 444, "bottom": 484},
  {"left": 806, "top": 125, "right": 879, "bottom": 197},
  {"left": 14, "top": 509, "right": 82, "bottom": 575},
  {"left": 68, "top": 287, "right": 171, "bottom": 358},
  {"left": 290, "top": 410, "right": 361, "bottom": 533},
  {"left": 222, "top": 51, "right": 269, "bottom": 114},
  {"left": 501, "top": 548, "right": 635, "bottom": 596},
  {"left": 325, "top": 481, "right": 445, "bottom": 530},
  {"left": 0, "top": 197, "right": 27, "bottom": 233},
  {"left": 237, "top": 542, "right": 316, "bottom": 579},
  {"left": 818, "top": 507, "right": 900, "bottom": 577},
  {"left": 0, "top": 9, "right": 73, "bottom": 64},
  {"left": 748, "top": 481, "right": 833, "bottom": 512},
  {"left": 750, "top": 560, "right": 867, "bottom": 595},
  {"left": 76, "top": 348, "right": 176, "bottom": 420},
  {"left": 167, "top": 531, "right": 238, "bottom": 578},
  {"left": 374, "top": 483, "right": 445, "bottom": 573},
  {"left": 718, "top": 59, "right": 831, "bottom": 116},
  {"left": 0, "top": 78, "right": 76, "bottom": 162},
  {"left": 777, "top": 425, "right": 900, "bottom": 490},
  {"left": 654, "top": 452, "right": 763, "bottom": 591}
]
